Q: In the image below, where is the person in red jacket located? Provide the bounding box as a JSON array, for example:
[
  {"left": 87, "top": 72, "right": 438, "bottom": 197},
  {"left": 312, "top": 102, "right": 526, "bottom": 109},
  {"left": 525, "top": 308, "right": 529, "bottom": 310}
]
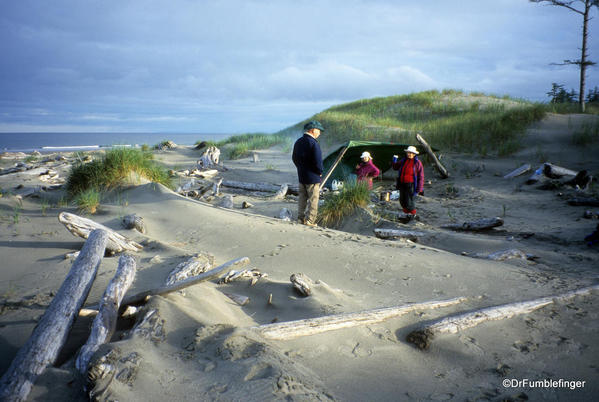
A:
[
  {"left": 355, "top": 151, "right": 380, "bottom": 189},
  {"left": 392, "top": 145, "right": 424, "bottom": 220}
]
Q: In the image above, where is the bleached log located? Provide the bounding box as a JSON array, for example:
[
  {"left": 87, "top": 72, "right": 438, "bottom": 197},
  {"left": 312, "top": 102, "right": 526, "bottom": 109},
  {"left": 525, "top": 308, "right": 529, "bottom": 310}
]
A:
[
  {"left": 212, "top": 177, "right": 222, "bottom": 196},
  {"left": 225, "top": 293, "right": 250, "bottom": 306},
  {"left": 75, "top": 254, "right": 136, "bottom": 374},
  {"left": 374, "top": 228, "right": 428, "bottom": 241},
  {"left": 543, "top": 163, "right": 577, "bottom": 179},
  {"left": 0, "top": 230, "right": 108, "bottom": 402},
  {"left": 59, "top": 212, "right": 143, "bottom": 254},
  {"left": 416, "top": 133, "right": 449, "bottom": 179},
  {"left": 503, "top": 164, "right": 531, "bottom": 179},
  {"left": 468, "top": 248, "right": 537, "bottom": 261},
  {"left": 272, "top": 183, "right": 289, "bottom": 200},
  {"left": 195, "top": 169, "right": 218, "bottom": 178},
  {"left": 441, "top": 217, "right": 503, "bottom": 231},
  {"left": 219, "top": 268, "right": 268, "bottom": 285},
  {"left": 197, "top": 146, "right": 220, "bottom": 168},
  {"left": 406, "top": 284, "right": 599, "bottom": 350},
  {"left": 164, "top": 253, "right": 214, "bottom": 286},
  {"left": 122, "top": 214, "right": 146, "bottom": 234},
  {"left": 254, "top": 296, "right": 467, "bottom": 340},
  {"left": 290, "top": 273, "right": 314, "bottom": 297}
]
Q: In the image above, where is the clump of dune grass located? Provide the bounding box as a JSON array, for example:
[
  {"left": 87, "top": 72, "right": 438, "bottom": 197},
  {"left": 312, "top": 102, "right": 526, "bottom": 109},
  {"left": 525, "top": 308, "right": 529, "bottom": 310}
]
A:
[
  {"left": 66, "top": 148, "right": 171, "bottom": 196},
  {"left": 572, "top": 121, "right": 599, "bottom": 146},
  {"left": 75, "top": 188, "right": 101, "bottom": 214},
  {"left": 318, "top": 181, "right": 371, "bottom": 226}
]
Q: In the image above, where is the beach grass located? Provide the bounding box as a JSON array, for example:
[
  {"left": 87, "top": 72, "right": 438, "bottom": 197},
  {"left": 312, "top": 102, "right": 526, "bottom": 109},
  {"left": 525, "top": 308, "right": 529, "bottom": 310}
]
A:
[
  {"left": 66, "top": 147, "right": 171, "bottom": 196},
  {"left": 318, "top": 181, "right": 371, "bottom": 226},
  {"left": 572, "top": 120, "right": 599, "bottom": 146},
  {"left": 74, "top": 188, "right": 101, "bottom": 214}
]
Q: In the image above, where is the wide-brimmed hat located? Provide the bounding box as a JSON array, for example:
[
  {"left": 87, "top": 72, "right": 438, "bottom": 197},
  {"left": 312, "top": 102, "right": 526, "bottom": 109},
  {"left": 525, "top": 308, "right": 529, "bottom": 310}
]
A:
[
  {"left": 360, "top": 151, "right": 371, "bottom": 159},
  {"left": 404, "top": 145, "right": 419, "bottom": 154},
  {"left": 303, "top": 120, "right": 325, "bottom": 132}
]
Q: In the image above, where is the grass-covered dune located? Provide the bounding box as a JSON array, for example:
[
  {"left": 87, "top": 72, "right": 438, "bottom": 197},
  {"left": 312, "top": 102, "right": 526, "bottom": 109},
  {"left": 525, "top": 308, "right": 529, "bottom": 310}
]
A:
[{"left": 277, "top": 89, "right": 547, "bottom": 156}]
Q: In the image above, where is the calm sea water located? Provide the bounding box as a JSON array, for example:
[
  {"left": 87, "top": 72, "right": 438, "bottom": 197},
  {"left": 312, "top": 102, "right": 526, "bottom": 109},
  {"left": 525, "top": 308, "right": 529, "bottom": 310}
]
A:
[{"left": 0, "top": 132, "right": 233, "bottom": 153}]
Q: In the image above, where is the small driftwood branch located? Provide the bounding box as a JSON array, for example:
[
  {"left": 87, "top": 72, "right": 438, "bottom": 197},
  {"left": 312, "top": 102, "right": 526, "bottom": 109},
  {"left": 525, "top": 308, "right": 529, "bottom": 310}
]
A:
[
  {"left": 59, "top": 212, "right": 143, "bottom": 254},
  {"left": 0, "top": 230, "right": 108, "bottom": 402},
  {"left": 219, "top": 268, "right": 268, "bottom": 285},
  {"left": 441, "top": 217, "right": 503, "bottom": 231},
  {"left": 406, "top": 284, "right": 599, "bottom": 350},
  {"left": 254, "top": 296, "right": 467, "bottom": 340},
  {"left": 290, "top": 273, "right": 314, "bottom": 297},
  {"left": 416, "top": 133, "right": 449, "bottom": 179},
  {"left": 503, "top": 164, "right": 531, "bottom": 179},
  {"left": 122, "top": 214, "right": 146, "bottom": 234},
  {"left": 164, "top": 253, "right": 214, "bottom": 286},
  {"left": 75, "top": 254, "right": 137, "bottom": 374},
  {"left": 374, "top": 228, "right": 428, "bottom": 241}
]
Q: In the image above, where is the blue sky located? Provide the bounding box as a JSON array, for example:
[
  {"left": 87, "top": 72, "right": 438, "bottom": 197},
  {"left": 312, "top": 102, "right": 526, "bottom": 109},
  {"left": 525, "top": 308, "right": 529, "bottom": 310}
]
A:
[{"left": 0, "top": 0, "right": 597, "bottom": 134}]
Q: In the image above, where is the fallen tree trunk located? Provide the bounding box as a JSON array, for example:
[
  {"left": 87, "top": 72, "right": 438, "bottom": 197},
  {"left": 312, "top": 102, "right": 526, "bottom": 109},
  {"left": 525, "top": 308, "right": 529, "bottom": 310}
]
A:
[
  {"left": 221, "top": 180, "right": 281, "bottom": 193},
  {"left": 374, "top": 228, "right": 428, "bottom": 241},
  {"left": 59, "top": 212, "right": 143, "bottom": 254},
  {"left": 406, "top": 284, "right": 599, "bottom": 350},
  {"left": 416, "top": 133, "right": 449, "bottom": 179},
  {"left": 543, "top": 163, "right": 577, "bottom": 179},
  {"left": 75, "top": 254, "right": 136, "bottom": 374},
  {"left": 253, "top": 296, "right": 467, "bottom": 340},
  {"left": 0, "top": 230, "right": 108, "bottom": 402},
  {"left": 441, "top": 217, "right": 503, "bottom": 231},
  {"left": 503, "top": 164, "right": 531, "bottom": 179}
]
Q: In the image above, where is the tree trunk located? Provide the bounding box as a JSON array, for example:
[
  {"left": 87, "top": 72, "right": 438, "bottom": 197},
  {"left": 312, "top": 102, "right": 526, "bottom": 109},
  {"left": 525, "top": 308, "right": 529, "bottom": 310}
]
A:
[
  {"left": 59, "top": 212, "right": 143, "bottom": 254},
  {"left": 579, "top": 0, "right": 590, "bottom": 113},
  {"left": 75, "top": 254, "right": 137, "bottom": 374},
  {"left": 543, "top": 163, "right": 577, "bottom": 178},
  {"left": 441, "top": 217, "right": 503, "bottom": 231},
  {"left": 406, "top": 284, "right": 599, "bottom": 350},
  {"left": 0, "top": 230, "right": 108, "bottom": 402},
  {"left": 254, "top": 297, "right": 466, "bottom": 340},
  {"left": 415, "top": 133, "right": 449, "bottom": 179}
]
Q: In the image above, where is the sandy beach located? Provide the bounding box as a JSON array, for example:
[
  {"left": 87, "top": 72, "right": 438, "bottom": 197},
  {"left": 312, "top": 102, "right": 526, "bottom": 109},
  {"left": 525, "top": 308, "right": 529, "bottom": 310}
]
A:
[{"left": 1, "top": 113, "right": 598, "bottom": 401}]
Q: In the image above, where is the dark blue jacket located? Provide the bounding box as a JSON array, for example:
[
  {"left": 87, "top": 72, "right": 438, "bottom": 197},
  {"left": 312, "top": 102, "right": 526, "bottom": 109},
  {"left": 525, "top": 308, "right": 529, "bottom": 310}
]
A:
[{"left": 292, "top": 134, "right": 323, "bottom": 184}]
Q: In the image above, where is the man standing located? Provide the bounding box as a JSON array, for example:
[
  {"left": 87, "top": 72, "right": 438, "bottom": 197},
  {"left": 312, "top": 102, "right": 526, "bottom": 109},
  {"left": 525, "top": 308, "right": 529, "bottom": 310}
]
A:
[
  {"left": 392, "top": 145, "right": 424, "bottom": 221},
  {"left": 292, "top": 120, "right": 324, "bottom": 226}
]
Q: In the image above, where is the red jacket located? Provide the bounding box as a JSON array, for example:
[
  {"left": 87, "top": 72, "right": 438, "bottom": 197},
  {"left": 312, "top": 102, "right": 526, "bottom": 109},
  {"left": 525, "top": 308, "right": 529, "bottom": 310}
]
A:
[{"left": 392, "top": 156, "right": 424, "bottom": 194}]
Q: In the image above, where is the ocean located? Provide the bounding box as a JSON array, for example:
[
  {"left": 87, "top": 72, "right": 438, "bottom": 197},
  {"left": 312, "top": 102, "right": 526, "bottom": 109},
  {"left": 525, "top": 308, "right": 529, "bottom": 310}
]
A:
[{"left": 0, "top": 132, "right": 234, "bottom": 153}]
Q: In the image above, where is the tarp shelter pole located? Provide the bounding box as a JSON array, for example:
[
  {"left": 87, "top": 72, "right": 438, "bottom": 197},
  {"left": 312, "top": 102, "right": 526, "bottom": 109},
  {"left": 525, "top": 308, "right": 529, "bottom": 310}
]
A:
[{"left": 321, "top": 145, "right": 349, "bottom": 188}]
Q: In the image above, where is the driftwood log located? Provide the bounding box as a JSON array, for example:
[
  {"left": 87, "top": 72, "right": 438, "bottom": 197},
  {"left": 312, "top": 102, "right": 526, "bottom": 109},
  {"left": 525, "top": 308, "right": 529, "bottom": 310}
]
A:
[
  {"left": 373, "top": 228, "right": 428, "bottom": 241},
  {"left": 503, "top": 164, "right": 531, "bottom": 179},
  {"left": 543, "top": 163, "right": 577, "bottom": 179},
  {"left": 406, "top": 284, "right": 599, "bottom": 350},
  {"left": 222, "top": 180, "right": 281, "bottom": 193},
  {"left": 290, "top": 273, "right": 314, "bottom": 297},
  {"left": 470, "top": 248, "right": 537, "bottom": 262},
  {"left": 415, "top": 133, "right": 449, "bottom": 179},
  {"left": 218, "top": 268, "right": 268, "bottom": 285},
  {"left": 122, "top": 214, "right": 146, "bottom": 234},
  {"left": 59, "top": 212, "right": 143, "bottom": 254},
  {"left": 212, "top": 177, "right": 222, "bottom": 196},
  {"left": 441, "top": 217, "right": 503, "bottom": 231},
  {"left": 272, "top": 184, "right": 289, "bottom": 200},
  {"left": 525, "top": 165, "right": 545, "bottom": 184},
  {"left": 197, "top": 146, "right": 220, "bottom": 168},
  {"left": 75, "top": 254, "right": 137, "bottom": 374},
  {"left": 164, "top": 253, "right": 214, "bottom": 286},
  {"left": 254, "top": 296, "right": 467, "bottom": 340},
  {"left": 0, "top": 230, "right": 108, "bottom": 402}
]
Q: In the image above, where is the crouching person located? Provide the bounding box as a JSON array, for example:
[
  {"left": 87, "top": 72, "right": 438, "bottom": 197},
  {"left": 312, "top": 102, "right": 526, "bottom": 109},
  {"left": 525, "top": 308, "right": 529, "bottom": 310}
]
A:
[{"left": 392, "top": 145, "right": 424, "bottom": 220}]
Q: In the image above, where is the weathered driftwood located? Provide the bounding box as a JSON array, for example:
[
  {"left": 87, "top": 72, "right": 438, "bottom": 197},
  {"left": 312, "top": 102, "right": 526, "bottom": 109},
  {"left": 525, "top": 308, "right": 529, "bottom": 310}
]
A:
[
  {"left": 416, "top": 133, "right": 449, "bottom": 179},
  {"left": 219, "top": 268, "right": 268, "bottom": 285},
  {"left": 503, "top": 164, "right": 531, "bottom": 179},
  {"left": 272, "top": 183, "right": 289, "bottom": 200},
  {"left": 194, "top": 169, "right": 218, "bottom": 178},
  {"left": 406, "top": 284, "right": 599, "bottom": 350},
  {"left": 290, "top": 273, "right": 314, "bottom": 297},
  {"left": 122, "top": 214, "right": 146, "bottom": 234},
  {"left": 543, "top": 163, "right": 577, "bottom": 179},
  {"left": 218, "top": 194, "right": 234, "bottom": 209},
  {"left": 222, "top": 180, "right": 281, "bottom": 193},
  {"left": 197, "top": 146, "right": 220, "bottom": 168},
  {"left": 212, "top": 177, "right": 223, "bottom": 196},
  {"left": 525, "top": 165, "right": 545, "bottom": 184},
  {"left": 470, "top": 248, "right": 537, "bottom": 261},
  {"left": 568, "top": 197, "right": 599, "bottom": 207},
  {"left": 164, "top": 253, "right": 214, "bottom": 286},
  {"left": 441, "top": 217, "right": 504, "bottom": 231},
  {"left": 225, "top": 293, "right": 250, "bottom": 306},
  {"left": 252, "top": 152, "right": 260, "bottom": 163},
  {"left": 0, "top": 230, "right": 108, "bottom": 402},
  {"left": 75, "top": 254, "right": 137, "bottom": 374},
  {"left": 59, "top": 212, "right": 143, "bottom": 254},
  {"left": 254, "top": 296, "right": 467, "bottom": 340},
  {"left": 279, "top": 208, "right": 292, "bottom": 221},
  {"left": 113, "top": 257, "right": 250, "bottom": 308},
  {"left": 374, "top": 228, "right": 427, "bottom": 241},
  {"left": 241, "top": 201, "right": 254, "bottom": 209}
]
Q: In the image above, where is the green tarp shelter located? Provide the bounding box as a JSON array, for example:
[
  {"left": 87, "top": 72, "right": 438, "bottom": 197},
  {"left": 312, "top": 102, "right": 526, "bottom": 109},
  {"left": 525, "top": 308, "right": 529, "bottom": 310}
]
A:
[{"left": 322, "top": 140, "right": 435, "bottom": 188}]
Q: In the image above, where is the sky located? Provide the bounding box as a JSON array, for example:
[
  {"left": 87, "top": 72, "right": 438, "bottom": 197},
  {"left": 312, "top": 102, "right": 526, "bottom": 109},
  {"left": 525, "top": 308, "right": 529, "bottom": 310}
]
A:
[{"left": 0, "top": 0, "right": 597, "bottom": 134}]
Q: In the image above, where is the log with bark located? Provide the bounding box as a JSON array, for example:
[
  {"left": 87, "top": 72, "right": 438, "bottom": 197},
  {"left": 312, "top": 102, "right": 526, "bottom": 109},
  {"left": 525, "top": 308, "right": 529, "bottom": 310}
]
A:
[
  {"left": 75, "top": 254, "right": 137, "bottom": 374},
  {"left": 122, "top": 214, "right": 146, "bottom": 234},
  {"left": 441, "top": 217, "right": 503, "bottom": 231},
  {"left": 503, "top": 164, "right": 531, "bottom": 179},
  {"left": 542, "top": 163, "right": 577, "bottom": 179},
  {"left": 164, "top": 252, "right": 214, "bottom": 286},
  {"left": 406, "top": 284, "right": 599, "bottom": 350},
  {"left": 373, "top": 228, "right": 428, "bottom": 241},
  {"left": 290, "top": 273, "right": 314, "bottom": 297},
  {"left": 254, "top": 296, "right": 467, "bottom": 340},
  {"left": 415, "top": 133, "right": 449, "bottom": 179},
  {"left": 0, "top": 230, "right": 108, "bottom": 402},
  {"left": 59, "top": 212, "right": 143, "bottom": 254}
]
